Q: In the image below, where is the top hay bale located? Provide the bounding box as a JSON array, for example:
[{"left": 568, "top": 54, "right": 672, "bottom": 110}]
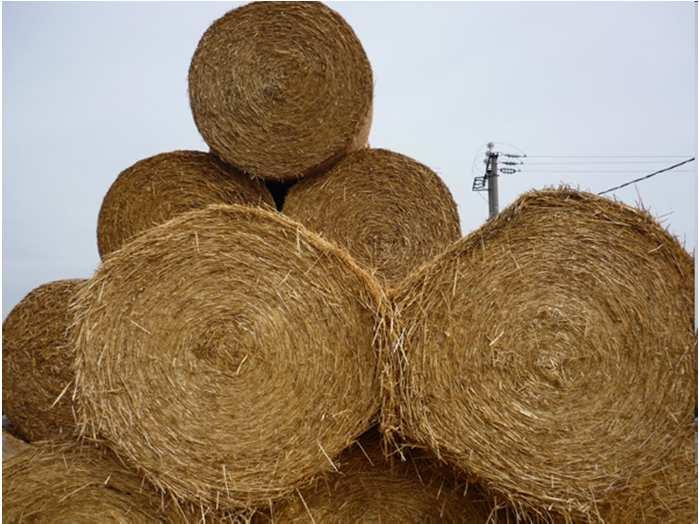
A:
[
  {"left": 283, "top": 148, "right": 461, "bottom": 288},
  {"left": 73, "top": 204, "right": 385, "bottom": 510},
  {"left": 382, "top": 188, "right": 696, "bottom": 521},
  {"left": 2, "top": 278, "right": 85, "bottom": 441},
  {"left": 3, "top": 440, "right": 199, "bottom": 523},
  {"left": 97, "top": 150, "right": 273, "bottom": 257},
  {"left": 188, "top": 2, "right": 373, "bottom": 182},
  {"left": 274, "top": 433, "right": 497, "bottom": 523}
]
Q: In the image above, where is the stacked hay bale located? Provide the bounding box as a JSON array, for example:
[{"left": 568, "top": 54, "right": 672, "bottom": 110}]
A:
[
  {"left": 97, "top": 150, "right": 274, "bottom": 257},
  {"left": 3, "top": 279, "right": 86, "bottom": 441},
  {"left": 2, "top": 441, "right": 206, "bottom": 523},
  {"left": 188, "top": 1, "right": 373, "bottom": 182},
  {"left": 73, "top": 205, "right": 385, "bottom": 510},
  {"left": 283, "top": 148, "right": 461, "bottom": 287},
  {"left": 271, "top": 433, "right": 500, "bottom": 523},
  {"left": 381, "top": 188, "right": 696, "bottom": 521}
]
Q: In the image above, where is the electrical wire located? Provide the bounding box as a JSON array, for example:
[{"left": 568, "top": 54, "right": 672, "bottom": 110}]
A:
[
  {"left": 524, "top": 154, "right": 689, "bottom": 159},
  {"left": 521, "top": 169, "right": 694, "bottom": 174},
  {"left": 523, "top": 160, "right": 689, "bottom": 165},
  {"left": 597, "top": 158, "right": 696, "bottom": 195}
]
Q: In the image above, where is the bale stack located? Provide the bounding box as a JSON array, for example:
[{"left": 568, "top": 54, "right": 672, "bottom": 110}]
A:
[
  {"left": 3, "top": 279, "right": 86, "bottom": 442},
  {"left": 5, "top": 1, "right": 697, "bottom": 522},
  {"left": 381, "top": 188, "right": 696, "bottom": 521}
]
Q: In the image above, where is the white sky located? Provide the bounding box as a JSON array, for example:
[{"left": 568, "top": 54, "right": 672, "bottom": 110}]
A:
[{"left": 3, "top": 1, "right": 697, "bottom": 317}]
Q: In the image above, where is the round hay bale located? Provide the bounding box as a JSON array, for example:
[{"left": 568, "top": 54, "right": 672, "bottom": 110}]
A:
[
  {"left": 274, "top": 433, "right": 496, "bottom": 523},
  {"left": 2, "top": 279, "right": 86, "bottom": 442},
  {"left": 283, "top": 148, "right": 461, "bottom": 288},
  {"left": 382, "top": 188, "right": 696, "bottom": 520},
  {"left": 97, "top": 150, "right": 274, "bottom": 258},
  {"left": 73, "top": 204, "right": 385, "bottom": 509},
  {"left": 2, "top": 431, "right": 29, "bottom": 461},
  {"left": 2, "top": 441, "right": 198, "bottom": 523},
  {"left": 188, "top": 2, "right": 373, "bottom": 182}
]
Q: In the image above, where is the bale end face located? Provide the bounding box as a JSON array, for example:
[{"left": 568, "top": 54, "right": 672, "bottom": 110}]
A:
[
  {"left": 76, "top": 204, "right": 386, "bottom": 509},
  {"left": 2, "top": 441, "right": 203, "bottom": 523},
  {"left": 2, "top": 279, "right": 86, "bottom": 442},
  {"left": 274, "top": 433, "right": 498, "bottom": 523},
  {"left": 97, "top": 150, "right": 274, "bottom": 257},
  {"left": 383, "top": 188, "right": 696, "bottom": 520},
  {"left": 283, "top": 148, "right": 461, "bottom": 288},
  {"left": 188, "top": 2, "right": 373, "bottom": 181}
]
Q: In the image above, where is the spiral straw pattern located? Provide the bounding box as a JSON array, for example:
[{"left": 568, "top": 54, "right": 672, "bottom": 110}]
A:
[
  {"left": 2, "top": 279, "right": 86, "bottom": 441},
  {"left": 74, "top": 204, "right": 385, "bottom": 510},
  {"left": 2, "top": 441, "right": 197, "bottom": 523},
  {"left": 274, "top": 434, "right": 497, "bottom": 523},
  {"left": 382, "top": 188, "right": 696, "bottom": 521},
  {"left": 284, "top": 148, "right": 461, "bottom": 288},
  {"left": 189, "top": 2, "right": 373, "bottom": 181},
  {"left": 97, "top": 150, "right": 273, "bottom": 257}
]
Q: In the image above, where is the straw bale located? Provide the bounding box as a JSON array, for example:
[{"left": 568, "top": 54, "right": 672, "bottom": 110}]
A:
[
  {"left": 2, "top": 279, "right": 86, "bottom": 441},
  {"left": 97, "top": 150, "right": 273, "bottom": 257},
  {"left": 73, "top": 204, "right": 385, "bottom": 510},
  {"left": 283, "top": 148, "right": 460, "bottom": 287},
  {"left": 188, "top": 2, "right": 373, "bottom": 181},
  {"left": 382, "top": 188, "right": 696, "bottom": 521},
  {"left": 1, "top": 440, "right": 202, "bottom": 523},
  {"left": 273, "top": 432, "right": 497, "bottom": 523}
]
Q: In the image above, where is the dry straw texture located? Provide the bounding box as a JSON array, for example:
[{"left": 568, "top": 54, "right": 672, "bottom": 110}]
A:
[
  {"left": 97, "top": 150, "right": 273, "bottom": 257},
  {"left": 382, "top": 188, "right": 696, "bottom": 522},
  {"left": 272, "top": 432, "right": 497, "bottom": 523},
  {"left": 283, "top": 148, "right": 461, "bottom": 288},
  {"left": 189, "top": 2, "right": 373, "bottom": 182},
  {"left": 604, "top": 428, "right": 697, "bottom": 523},
  {"left": 73, "top": 204, "right": 385, "bottom": 510},
  {"left": 2, "top": 441, "right": 196, "bottom": 523},
  {"left": 2, "top": 279, "right": 86, "bottom": 442}
]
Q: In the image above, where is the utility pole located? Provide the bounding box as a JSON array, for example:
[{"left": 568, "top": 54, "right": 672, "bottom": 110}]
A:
[
  {"left": 472, "top": 142, "right": 522, "bottom": 219},
  {"left": 485, "top": 142, "right": 499, "bottom": 218}
]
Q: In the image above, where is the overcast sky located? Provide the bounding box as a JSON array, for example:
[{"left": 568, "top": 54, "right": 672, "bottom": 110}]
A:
[{"left": 3, "top": 2, "right": 697, "bottom": 317}]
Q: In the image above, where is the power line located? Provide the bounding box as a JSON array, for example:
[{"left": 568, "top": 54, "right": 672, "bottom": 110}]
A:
[
  {"left": 524, "top": 154, "right": 689, "bottom": 159},
  {"left": 523, "top": 160, "right": 690, "bottom": 165},
  {"left": 522, "top": 169, "right": 694, "bottom": 174},
  {"left": 597, "top": 158, "right": 696, "bottom": 196}
]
